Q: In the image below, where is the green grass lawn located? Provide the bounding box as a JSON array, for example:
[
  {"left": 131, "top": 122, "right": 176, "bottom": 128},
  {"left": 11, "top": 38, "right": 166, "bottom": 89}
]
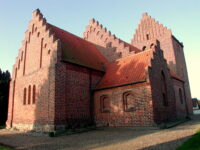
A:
[
  {"left": 176, "top": 129, "right": 200, "bottom": 150},
  {"left": 0, "top": 145, "right": 11, "bottom": 150}
]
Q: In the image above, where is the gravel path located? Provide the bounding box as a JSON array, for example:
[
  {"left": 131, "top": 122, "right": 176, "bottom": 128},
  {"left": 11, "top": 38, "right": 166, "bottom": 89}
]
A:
[{"left": 0, "top": 113, "right": 200, "bottom": 150}]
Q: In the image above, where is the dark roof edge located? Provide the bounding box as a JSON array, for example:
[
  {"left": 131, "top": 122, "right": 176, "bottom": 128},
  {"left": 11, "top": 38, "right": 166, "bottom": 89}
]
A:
[
  {"left": 94, "top": 80, "right": 146, "bottom": 91},
  {"left": 172, "top": 35, "right": 184, "bottom": 47},
  {"left": 60, "top": 60, "right": 106, "bottom": 72},
  {"left": 171, "top": 76, "right": 184, "bottom": 82}
]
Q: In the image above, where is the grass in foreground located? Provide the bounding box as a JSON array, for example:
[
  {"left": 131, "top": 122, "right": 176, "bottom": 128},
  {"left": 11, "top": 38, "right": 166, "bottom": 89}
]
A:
[
  {"left": 0, "top": 145, "right": 11, "bottom": 150},
  {"left": 176, "top": 129, "right": 200, "bottom": 150}
]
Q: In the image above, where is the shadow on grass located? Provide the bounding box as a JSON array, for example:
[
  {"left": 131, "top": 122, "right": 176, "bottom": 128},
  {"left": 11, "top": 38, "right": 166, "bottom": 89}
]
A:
[
  {"left": 176, "top": 129, "right": 200, "bottom": 150},
  {"left": 140, "top": 136, "right": 191, "bottom": 150}
]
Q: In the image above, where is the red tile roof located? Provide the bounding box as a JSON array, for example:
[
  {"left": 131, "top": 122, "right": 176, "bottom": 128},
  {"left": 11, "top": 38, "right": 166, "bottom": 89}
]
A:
[
  {"left": 49, "top": 24, "right": 108, "bottom": 71},
  {"left": 96, "top": 49, "right": 153, "bottom": 89}
]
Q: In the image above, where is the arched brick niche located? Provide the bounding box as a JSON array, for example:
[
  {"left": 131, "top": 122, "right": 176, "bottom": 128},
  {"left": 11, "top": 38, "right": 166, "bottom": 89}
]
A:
[
  {"left": 100, "top": 95, "right": 110, "bottom": 113},
  {"left": 161, "top": 71, "right": 168, "bottom": 106},
  {"left": 123, "top": 91, "right": 136, "bottom": 112}
]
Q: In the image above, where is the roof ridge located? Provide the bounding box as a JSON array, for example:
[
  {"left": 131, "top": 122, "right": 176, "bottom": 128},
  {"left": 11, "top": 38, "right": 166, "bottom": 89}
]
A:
[
  {"left": 115, "top": 49, "right": 153, "bottom": 61},
  {"left": 49, "top": 22, "right": 109, "bottom": 71}
]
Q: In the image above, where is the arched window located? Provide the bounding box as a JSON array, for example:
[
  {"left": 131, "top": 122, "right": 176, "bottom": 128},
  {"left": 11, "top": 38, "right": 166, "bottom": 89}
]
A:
[
  {"left": 179, "top": 88, "right": 183, "bottom": 104},
  {"left": 40, "top": 38, "right": 44, "bottom": 68},
  {"left": 150, "top": 43, "right": 154, "bottom": 49},
  {"left": 23, "top": 88, "right": 27, "bottom": 105},
  {"left": 37, "top": 32, "right": 40, "bottom": 37},
  {"left": 161, "top": 71, "right": 168, "bottom": 106},
  {"left": 146, "top": 34, "right": 149, "bottom": 40},
  {"left": 100, "top": 95, "right": 110, "bottom": 113},
  {"left": 123, "top": 92, "right": 135, "bottom": 111},
  {"left": 32, "top": 85, "right": 36, "bottom": 104},
  {"left": 142, "top": 46, "right": 146, "bottom": 51},
  {"left": 28, "top": 85, "right": 31, "bottom": 104}
]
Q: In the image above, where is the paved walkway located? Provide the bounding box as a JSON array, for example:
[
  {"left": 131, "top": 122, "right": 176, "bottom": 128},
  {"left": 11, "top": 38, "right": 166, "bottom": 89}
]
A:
[{"left": 0, "top": 112, "right": 200, "bottom": 150}]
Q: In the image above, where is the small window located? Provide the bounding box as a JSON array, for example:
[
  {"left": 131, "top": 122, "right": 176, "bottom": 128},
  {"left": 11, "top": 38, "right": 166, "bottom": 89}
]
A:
[
  {"left": 32, "top": 85, "right": 36, "bottom": 104},
  {"left": 23, "top": 88, "right": 27, "bottom": 105},
  {"left": 142, "top": 46, "right": 146, "bottom": 51},
  {"left": 146, "top": 34, "right": 149, "bottom": 40},
  {"left": 179, "top": 88, "right": 183, "bottom": 104},
  {"left": 150, "top": 43, "right": 154, "bottom": 48},
  {"left": 100, "top": 95, "right": 110, "bottom": 113},
  {"left": 48, "top": 49, "right": 51, "bottom": 55},
  {"left": 28, "top": 85, "right": 31, "bottom": 104},
  {"left": 37, "top": 32, "right": 40, "bottom": 37},
  {"left": 123, "top": 92, "right": 135, "bottom": 111}
]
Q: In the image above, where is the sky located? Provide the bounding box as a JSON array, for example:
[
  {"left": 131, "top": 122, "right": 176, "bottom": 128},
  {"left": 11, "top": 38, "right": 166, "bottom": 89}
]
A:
[{"left": 0, "top": 0, "right": 199, "bottom": 98}]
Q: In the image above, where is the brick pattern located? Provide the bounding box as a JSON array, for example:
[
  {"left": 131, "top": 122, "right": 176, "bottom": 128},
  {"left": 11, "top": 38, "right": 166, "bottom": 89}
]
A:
[
  {"left": 94, "top": 83, "right": 155, "bottom": 127},
  {"left": 132, "top": 13, "right": 193, "bottom": 117},
  {"left": 6, "top": 10, "right": 192, "bottom": 131},
  {"left": 6, "top": 9, "right": 58, "bottom": 131},
  {"left": 172, "top": 79, "right": 187, "bottom": 119},
  {"left": 148, "top": 47, "right": 176, "bottom": 123},
  {"left": 171, "top": 39, "right": 193, "bottom": 114},
  {"left": 83, "top": 19, "right": 141, "bottom": 59},
  {"left": 55, "top": 61, "right": 104, "bottom": 127}
]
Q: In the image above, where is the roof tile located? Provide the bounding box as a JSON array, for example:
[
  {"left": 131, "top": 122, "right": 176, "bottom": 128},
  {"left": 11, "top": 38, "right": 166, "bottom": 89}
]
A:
[
  {"left": 96, "top": 50, "right": 153, "bottom": 89},
  {"left": 49, "top": 24, "right": 109, "bottom": 71}
]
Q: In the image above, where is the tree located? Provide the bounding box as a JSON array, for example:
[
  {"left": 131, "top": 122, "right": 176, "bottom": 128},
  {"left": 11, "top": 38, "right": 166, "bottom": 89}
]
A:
[{"left": 0, "top": 69, "right": 11, "bottom": 126}]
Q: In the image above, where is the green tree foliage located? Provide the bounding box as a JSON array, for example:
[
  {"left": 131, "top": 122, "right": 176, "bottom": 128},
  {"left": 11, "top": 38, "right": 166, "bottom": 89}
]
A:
[{"left": 0, "top": 69, "right": 11, "bottom": 126}]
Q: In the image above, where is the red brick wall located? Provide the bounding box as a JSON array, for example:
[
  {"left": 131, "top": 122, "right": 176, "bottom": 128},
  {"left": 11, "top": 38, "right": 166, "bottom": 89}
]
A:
[
  {"left": 55, "top": 61, "right": 104, "bottom": 127},
  {"left": 83, "top": 19, "right": 138, "bottom": 59},
  {"left": 6, "top": 10, "right": 58, "bottom": 131},
  {"left": 149, "top": 48, "right": 176, "bottom": 124},
  {"left": 94, "top": 83, "right": 155, "bottom": 127},
  {"left": 172, "top": 38, "right": 193, "bottom": 114},
  {"left": 132, "top": 13, "right": 192, "bottom": 116},
  {"left": 172, "top": 79, "right": 187, "bottom": 118}
]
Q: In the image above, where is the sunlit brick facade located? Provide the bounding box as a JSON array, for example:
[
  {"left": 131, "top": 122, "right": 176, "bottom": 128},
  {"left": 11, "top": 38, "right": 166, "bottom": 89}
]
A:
[{"left": 6, "top": 9, "right": 192, "bottom": 132}]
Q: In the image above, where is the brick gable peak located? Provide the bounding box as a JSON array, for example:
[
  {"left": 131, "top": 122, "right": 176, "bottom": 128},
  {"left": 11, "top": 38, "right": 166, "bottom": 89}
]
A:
[
  {"left": 83, "top": 18, "right": 141, "bottom": 58},
  {"left": 131, "top": 13, "right": 172, "bottom": 44}
]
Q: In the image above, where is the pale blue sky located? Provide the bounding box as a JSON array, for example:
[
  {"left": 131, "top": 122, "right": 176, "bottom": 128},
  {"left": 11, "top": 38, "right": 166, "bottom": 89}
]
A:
[{"left": 0, "top": 0, "right": 199, "bottom": 98}]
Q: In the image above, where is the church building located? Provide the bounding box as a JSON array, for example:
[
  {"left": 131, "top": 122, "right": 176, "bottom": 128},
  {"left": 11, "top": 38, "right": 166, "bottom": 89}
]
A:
[{"left": 6, "top": 9, "right": 192, "bottom": 131}]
